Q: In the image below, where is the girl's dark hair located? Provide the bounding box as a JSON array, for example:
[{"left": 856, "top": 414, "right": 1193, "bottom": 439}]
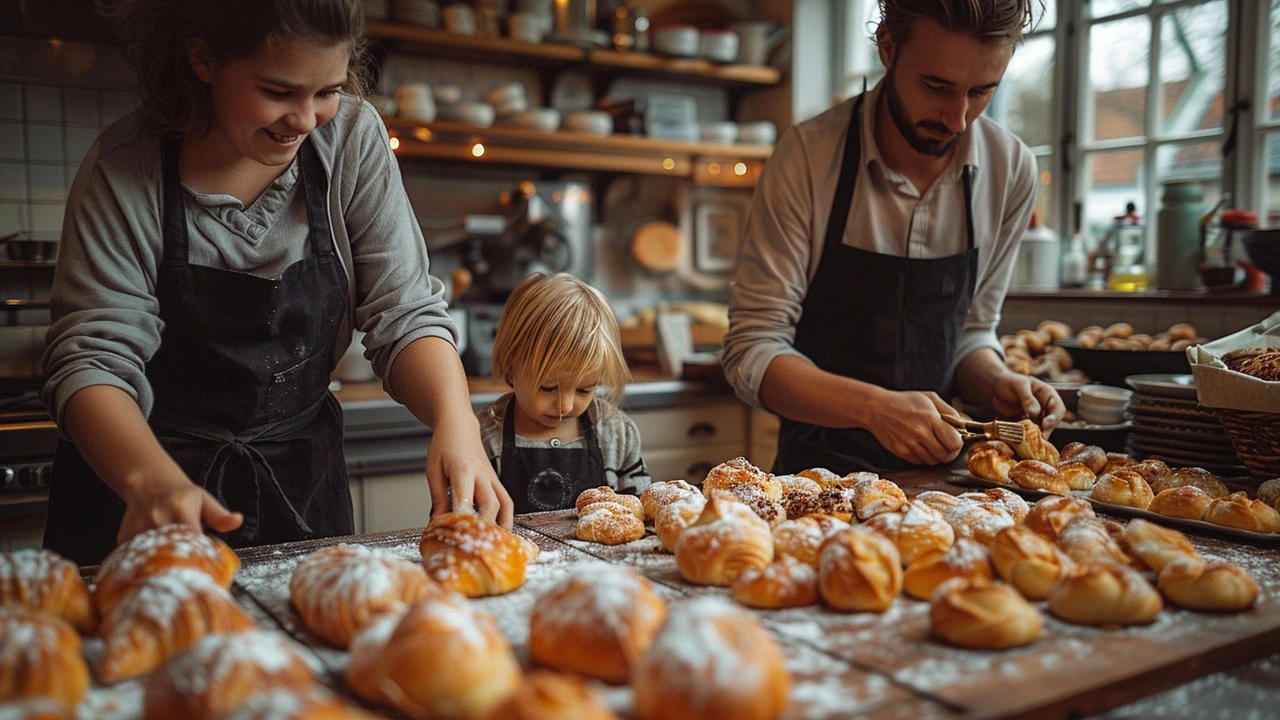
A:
[
  {"left": 100, "top": 0, "right": 368, "bottom": 135},
  {"left": 875, "top": 0, "right": 1044, "bottom": 49}
]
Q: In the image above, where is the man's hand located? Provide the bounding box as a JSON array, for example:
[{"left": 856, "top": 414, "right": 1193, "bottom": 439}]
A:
[
  {"left": 866, "top": 389, "right": 965, "bottom": 466},
  {"left": 991, "top": 372, "right": 1066, "bottom": 432},
  {"left": 117, "top": 472, "right": 243, "bottom": 546},
  {"left": 426, "top": 417, "right": 514, "bottom": 529}
]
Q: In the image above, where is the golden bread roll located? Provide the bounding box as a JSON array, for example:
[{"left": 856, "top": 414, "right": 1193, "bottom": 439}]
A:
[
  {"left": 989, "top": 525, "right": 1071, "bottom": 600},
  {"left": 576, "top": 487, "right": 645, "bottom": 521},
  {"left": 850, "top": 477, "right": 909, "bottom": 520},
  {"left": 812, "top": 485, "right": 858, "bottom": 522},
  {"left": 771, "top": 514, "right": 850, "bottom": 566},
  {"left": 94, "top": 523, "right": 239, "bottom": 619},
  {"left": 0, "top": 549, "right": 97, "bottom": 634},
  {"left": 842, "top": 471, "right": 882, "bottom": 487},
  {"left": 863, "top": 501, "right": 955, "bottom": 566},
  {"left": 220, "top": 686, "right": 384, "bottom": 720},
  {"left": 345, "top": 595, "right": 521, "bottom": 720},
  {"left": 529, "top": 566, "right": 666, "bottom": 684},
  {"left": 1257, "top": 478, "right": 1280, "bottom": 510},
  {"left": 1104, "top": 322, "right": 1134, "bottom": 339},
  {"left": 0, "top": 608, "right": 89, "bottom": 711},
  {"left": 816, "top": 527, "right": 902, "bottom": 612},
  {"left": 779, "top": 476, "right": 823, "bottom": 519},
  {"left": 929, "top": 577, "right": 1042, "bottom": 650},
  {"left": 1090, "top": 469, "right": 1154, "bottom": 509},
  {"left": 1054, "top": 517, "right": 1136, "bottom": 568},
  {"left": 640, "top": 480, "right": 700, "bottom": 519},
  {"left": 1037, "top": 320, "right": 1073, "bottom": 341},
  {"left": 721, "top": 483, "right": 788, "bottom": 529},
  {"left": 142, "top": 630, "right": 317, "bottom": 720},
  {"left": 777, "top": 475, "right": 822, "bottom": 495},
  {"left": 655, "top": 494, "right": 707, "bottom": 552},
  {"left": 420, "top": 512, "right": 539, "bottom": 597},
  {"left": 289, "top": 543, "right": 437, "bottom": 649},
  {"left": 1156, "top": 556, "right": 1260, "bottom": 612},
  {"left": 632, "top": 597, "right": 789, "bottom": 720},
  {"left": 1059, "top": 442, "right": 1107, "bottom": 474},
  {"left": 1046, "top": 563, "right": 1163, "bottom": 626},
  {"left": 732, "top": 554, "right": 819, "bottom": 609},
  {"left": 1013, "top": 420, "right": 1059, "bottom": 464},
  {"left": 914, "top": 490, "right": 963, "bottom": 514},
  {"left": 1148, "top": 486, "right": 1213, "bottom": 520},
  {"left": 99, "top": 567, "right": 256, "bottom": 682},
  {"left": 956, "top": 488, "right": 1029, "bottom": 523},
  {"left": 1204, "top": 492, "right": 1280, "bottom": 533},
  {"left": 903, "top": 539, "right": 993, "bottom": 600},
  {"left": 1122, "top": 519, "right": 1199, "bottom": 574},
  {"left": 796, "top": 467, "right": 842, "bottom": 487},
  {"left": 1164, "top": 467, "right": 1229, "bottom": 499},
  {"left": 1055, "top": 461, "right": 1098, "bottom": 491},
  {"left": 1168, "top": 322, "right": 1197, "bottom": 340},
  {"left": 702, "top": 457, "right": 781, "bottom": 500},
  {"left": 575, "top": 501, "right": 647, "bottom": 545},
  {"left": 1127, "top": 460, "right": 1171, "bottom": 492},
  {"left": 1102, "top": 452, "right": 1136, "bottom": 475},
  {"left": 1008, "top": 459, "right": 1070, "bottom": 496},
  {"left": 1016, "top": 328, "right": 1050, "bottom": 354},
  {"left": 1024, "top": 495, "right": 1096, "bottom": 539},
  {"left": 966, "top": 441, "right": 1016, "bottom": 483},
  {"left": 482, "top": 671, "right": 620, "bottom": 720},
  {"left": 940, "top": 501, "right": 1015, "bottom": 546},
  {"left": 674, "top": 493, "right": 774, "bottom": 586}
]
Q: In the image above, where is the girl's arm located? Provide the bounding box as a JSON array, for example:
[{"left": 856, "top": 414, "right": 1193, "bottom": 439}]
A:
[{"left": 389, "top": 336, "right": 515, "bottom": 528}]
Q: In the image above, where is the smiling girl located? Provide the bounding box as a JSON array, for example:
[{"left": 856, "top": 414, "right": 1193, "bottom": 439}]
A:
[
  {"left": 478, "top": 273, "right": 650, "bottom": 513},
  {"left": 41, "top": 0, "right": 511, "bottom": 565}
]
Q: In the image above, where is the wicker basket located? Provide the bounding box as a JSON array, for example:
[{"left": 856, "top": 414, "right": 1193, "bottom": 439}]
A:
[{"left": 1214, "top": 409, "right": 1280, "bottom": 479}]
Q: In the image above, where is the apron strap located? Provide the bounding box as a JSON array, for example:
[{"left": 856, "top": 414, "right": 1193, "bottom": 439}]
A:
[
  {"left": 296, "top": 141, "right": 336, "bottom": 257},
  {"left": 160, "top": 136, "right": 190, "bottom": 269},
  {"left": 822, "top": 94, "right": 866, "bottom": 255},
  {"left": 962, "top": 165, "right": 976, "bottom": 252}
]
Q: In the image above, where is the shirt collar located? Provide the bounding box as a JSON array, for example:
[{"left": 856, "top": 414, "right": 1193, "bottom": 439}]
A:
[{"left": 859, "top": 78, "right": 983, "bottom": 185}]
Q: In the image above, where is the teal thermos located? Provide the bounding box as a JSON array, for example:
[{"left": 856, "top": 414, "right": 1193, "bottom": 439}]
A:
[{"left": 1156, "top": 180, "right": 1206, "bottom": 290}]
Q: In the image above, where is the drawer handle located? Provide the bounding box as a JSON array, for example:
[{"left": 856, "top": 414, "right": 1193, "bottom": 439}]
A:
[
  {"left": 687, "top": 422, "right": 717, "bottom": 439},
  {"left": 687, "top": 462, "right": 715, "bottom": 478}
]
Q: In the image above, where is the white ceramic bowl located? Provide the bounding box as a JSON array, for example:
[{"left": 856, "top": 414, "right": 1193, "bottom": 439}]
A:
[
  {"left": 699, "top": 121, "right": 739, "bottom": 144},
  {"left": 500, "top": 107, "right": 561, "bottom": 132},
  {"left": 492, "top": 95, "right": 530, "bottom": 118},
  {"left": 439, "top": 102, "right": 495, "bottom": 127},
  {"left": 1077, "top": 385, "right": 1132, "bottom": 425},
  {"left": 654, "top": 26, "right": 700, "bottom": 57},
  {"left": 563, "top": 110, "right": 613, "bottom": 136},
  {"left": 484, "top": 82, "right": 527, "bottom": 107},
  {"left": 737, "top": 120, "right": 777, "bottom": 146},
  {"left": 698, "top": 31, "right": 739, "bottom": 63}
]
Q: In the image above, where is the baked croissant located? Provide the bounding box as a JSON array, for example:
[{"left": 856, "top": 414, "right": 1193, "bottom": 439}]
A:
[
  {"left": 1127, "top": 459, "right": 1172, "bottom": 491},
  {"left": 1054, "top": 461, "right": 1098, "bottom": 491},
  {"left": 732, "top": 554, "right": 819, "bottom": 609},
  {"left": 574, "top": 501, "right": 646, "bottom": 545},
  {"left": 482, "top": 671, "right": 621, "bottom": 720},
  {"left": 142, "top": 630, "right": 318, "bottom": 720},
  {"left": 95, "top": 523, "right": 239, "bottom": 618},
  {"left": 929, "top": 577, "right": 1042, "bottom": 650},
  {"left": 1054, "top": 517, "right": 1136, "bottom": 569},
  {"left": 632, "top": 597, "right": 789, "bottom": 720},
  {"left": 811, "top": 485, "right": 857, "bottom": 522},
  {"left": 989, "top": 525, "right": 1070, "bottom": 600},
  {"left": 640, "top": 480, "right": 701, "bottom": 519},
  {"left": 576, "top": 487, "right": 645, "bottom": 521},
  {"left": 780, "top": 478, "right": 823, "bottom": 519},
  {"left": 967, "top": 441, "right": 1016, "bottom": 483},
  {"left": 1101, "top": 452, "right": 1135, "bottom": 475},
  {"left": 940, "top": 500, "right": 1015, "bottom": 547},
  {"left": 913, "top": 490, "right": 963, "bottom": 514},
  {"left": 1148, "top": 486, "right": 1213, "bottom": 520},
  {"left": 796, "top": 467, "right": 843, "bottom": 487},
  {"left": 1008, "top": 460, "right": 1069, "bottom": 496},
  {"left": 1014, "top": 420, "right": 1059, "bottom": 464},
  {"left": 675, "top": 493, "right": 774, "bottom": 586},
  {"left": 0, "top": 549, "right": 97, "bottom": 633},
  {"left": 851, "top": 477, "right": 909, "bottom": 519},
  {"left": 771, "top": 514, "right": 850, "bottom": 566},
  {"left": 903, "top": 539, "right": 993, "bottom": 600},
  {"left": 0, "top": 607, "right": 89, "bottom": 711},
  {"left": 1156, "top": 556, "right": 1259, "bottom": 612},
  {"left": 529, "top": 565, "right": 667, "bottom": 684},
  {"left": 99, "top": 567, "right": 256, "bottom": 682},
  {"left": 289, "top": 543, "right": 438, "bottom": 648},
  {"left": 863, "top": 501, "right": 955, "bottom": 566},
  {"left": 817, "top": 527, "right": 902, "bottom": 612},
  {"left": 1046, "top": 563, "right": 1163, "bottom": 626},
  {"left": 419, "top": 512, "right": 540, "bottom": 597},
  {"left": 1256, "top": 478, "right": 1280, "bottom": 510},
  {"left": 654, "top": 494, "right": 707, "bottom": 552},
  {"left": 1024, "top": 495, "right": 1096, "bottom": 540},
  {"left": 219, "top": 686, "right": 385, "bottom": 720},
  {"left": 1059, "top": 442, "right": 1107, "bottom": 474},
  {"left": 345, "top": 595, "right": 521, "bottom": 720},
  {"left": 1122, "top": 519, "right": 1200, "bottom": 574},
  {"left": 1163, "top": 468, "right": 1228, "bottom": 499},
  {"left": 956, "top": 488, "right": 1029, "bottom": 523},
  {"left": 1204, "top": 492, "right": 1280, "bottom": 533},
  {"left": 701, "top": 457, "right": 782, "bottom": 500}
]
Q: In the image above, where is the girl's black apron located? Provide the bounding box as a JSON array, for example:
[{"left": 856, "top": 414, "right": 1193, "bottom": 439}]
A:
[
  {"left": 44, "top": 136, "right": 353, "bottom": 565},
  {"left": 772, "top": 94, "right": 979, "bottom": 476},
  {"left": 499, "top": 397, "right": 604, "bottom": 513}
]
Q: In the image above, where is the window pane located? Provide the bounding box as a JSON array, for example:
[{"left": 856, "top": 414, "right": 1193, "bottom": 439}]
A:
[
  {"left": 1088, "top": 17, "right": 1151, "bottom": 142},
  {"left": 1265, "top": 133, "right": 1280, "bottom": 226},
  {"left": 1089, "top": 0, "right": 1151, "bottom": 19},
  {"left": 1159, "top": 1, "right": 1226, "bottom": 134},
  {"left": 1271, "top": 0, "right": 1280, "bottom": 122},
  {"left": 1036, "top": 0, "right": 1057, "bottom": 32},
  {"left": 1083, "top": 149, "right": 1146, "bottom": 243},
  {"left": 992, "top": 35, "right": 1055, "bottom": 147},
  {"left": 1156, "top": 140, "right": 1223, "bottom": 212}
]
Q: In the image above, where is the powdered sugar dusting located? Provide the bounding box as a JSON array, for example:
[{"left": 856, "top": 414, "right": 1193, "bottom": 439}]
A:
[{"left": 164, "top": 630, "right": 316, "bottom": 695}]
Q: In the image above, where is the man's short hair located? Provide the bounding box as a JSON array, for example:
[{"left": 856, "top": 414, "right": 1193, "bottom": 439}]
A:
[{"left": 874, "top": 0, "right": 1045, "bottom": 48}]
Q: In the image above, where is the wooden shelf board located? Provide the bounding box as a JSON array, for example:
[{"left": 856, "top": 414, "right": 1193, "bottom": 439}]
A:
[
  {"left": 394, "top": 135, "right": 692, "bottom": 176},
  {"left": 586, "top": 49, "right": 781, "bottom": 86}
]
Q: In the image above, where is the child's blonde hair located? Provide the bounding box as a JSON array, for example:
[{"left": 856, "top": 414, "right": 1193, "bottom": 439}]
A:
[{"left": 491, "top": 273, "right": 630, "bottom": 409}]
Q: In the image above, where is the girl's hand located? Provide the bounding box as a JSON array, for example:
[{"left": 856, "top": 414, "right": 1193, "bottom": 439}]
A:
[
  {"left": 117, "top": 472, "right": 243, "bottom": 546},
  {"left": 427, "top": 416, "right": 514, "bottom": 529}
]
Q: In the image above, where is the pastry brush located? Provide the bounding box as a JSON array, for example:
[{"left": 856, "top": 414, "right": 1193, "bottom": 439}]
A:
[{"left": 943, "top": 415, "right": 1026, "bottom": 445}]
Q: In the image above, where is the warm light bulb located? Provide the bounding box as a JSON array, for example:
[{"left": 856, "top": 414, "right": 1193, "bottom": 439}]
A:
[
  {"left": 662, "top": 157, "right": 676, "bottom": 171},
  {"left": 388, "top": 137, "right": 400, "bottom": 150},
  {"left": 471, "top": 143, "right": 485, "bottom": 157},
  {"left": 413, "top": 127, "right": 432, "bottom": 141},
  {"left": 734, "top": 162, "right": 747, "bottom": 176}
]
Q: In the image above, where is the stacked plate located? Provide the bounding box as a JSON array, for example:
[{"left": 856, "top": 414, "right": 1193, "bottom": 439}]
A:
[{"left": 1123, "top": 373, "right": 1250, "bottom": 477}]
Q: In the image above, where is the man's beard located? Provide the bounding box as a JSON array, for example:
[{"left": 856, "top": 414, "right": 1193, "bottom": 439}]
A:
[{"left": 884, "top": 67, "right": 962, "bottom": 158}]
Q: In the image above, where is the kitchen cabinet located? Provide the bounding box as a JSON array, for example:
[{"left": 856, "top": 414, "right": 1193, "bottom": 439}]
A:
[
  {"left": 350, "top": 471, "right": 433, "bottom": 535},
  {"left": 748, "top": 407, "right": 780, "bottom": 472},
  {"left": 628, "top": 399, "right": 749, "bottom": 484}
]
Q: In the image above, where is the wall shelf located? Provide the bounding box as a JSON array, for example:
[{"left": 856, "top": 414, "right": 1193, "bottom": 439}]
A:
[{"left": 385, "top": 118, "right": 769, "bottom": 185}]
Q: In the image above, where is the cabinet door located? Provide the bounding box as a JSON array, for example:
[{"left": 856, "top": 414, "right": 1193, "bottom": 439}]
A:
[
  {"left": 748, "top": 408, "right": 781, "bottom": 471},
  {"left": 358, "top": 472, "right": 434, "bottom": 534},
  {"left": 643, "top": 442, "right": 747, "bottom": 485},
  {"left": 349, "top": 478, "right": 364, "bottom": 536},
  {"left": 629, "top": 401, "right": 747, "bottom": 450}
]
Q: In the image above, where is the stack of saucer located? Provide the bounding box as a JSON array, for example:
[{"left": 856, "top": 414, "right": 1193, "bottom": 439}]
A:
[{"left": 1123, "top": 373, "right": 1249, "bottom": 476}]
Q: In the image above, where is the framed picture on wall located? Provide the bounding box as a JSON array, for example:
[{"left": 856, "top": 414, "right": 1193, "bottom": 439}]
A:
[{"left": 692, "top": 195, "right": 749, "bottom": 273}]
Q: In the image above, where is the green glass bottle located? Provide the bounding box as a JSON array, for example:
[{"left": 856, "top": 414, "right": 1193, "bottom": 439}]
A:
[{"left": 1156, "top": 180, "right": 1206, "bottom": 290}]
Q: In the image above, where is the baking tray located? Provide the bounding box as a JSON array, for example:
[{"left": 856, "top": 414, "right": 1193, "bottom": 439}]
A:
[
  {"left": 948, "top": 469, "right": 1280, "bottom": 545},
  {"left": 1056, "top": 339, "right": 1192, "bottom": 387}
]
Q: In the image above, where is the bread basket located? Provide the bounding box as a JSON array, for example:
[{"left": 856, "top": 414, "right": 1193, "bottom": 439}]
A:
[{"left": 1187, "top": 309, "right": 1280, "bottom": 479}]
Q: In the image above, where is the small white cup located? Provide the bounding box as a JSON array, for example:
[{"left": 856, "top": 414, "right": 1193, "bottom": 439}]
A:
[
  {"left": 395, "top": 83, "right": 436, "bottom": 122},
  {"left": 508, "top": 11, "right": 543, "bottom": 43},
  {"left": 443, "top": 4, "right": 476, "bottom": 35}
]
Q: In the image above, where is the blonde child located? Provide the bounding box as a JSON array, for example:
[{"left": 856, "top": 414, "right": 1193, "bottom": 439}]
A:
[{"left": 478, "top": 273, "right": 650, "bottom": 513}]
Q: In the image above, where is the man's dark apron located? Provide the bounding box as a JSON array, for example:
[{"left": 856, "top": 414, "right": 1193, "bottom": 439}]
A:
[
  {"left": 44, "top": 136, "right": 353, "bottom": 565},
  {"left": 499, "top": 397, "right": 604, "bottom": 514},
  {"left": 772, "top": 94, "right": 979, "bottom": 476}
]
